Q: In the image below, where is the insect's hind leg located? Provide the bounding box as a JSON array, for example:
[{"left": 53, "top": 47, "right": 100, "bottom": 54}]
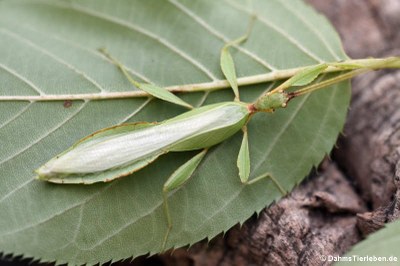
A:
[
  {"left": 161, "top": 149, "right": 208, "bottom": 251},
  {"left": 245, "top": 173, "right": 287, "bottom": 196}
]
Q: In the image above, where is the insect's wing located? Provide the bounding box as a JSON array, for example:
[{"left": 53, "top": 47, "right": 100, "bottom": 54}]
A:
[
  {"left": 169, "top": 102, "right": 250, "bottom": 151},
  {"left": 35, "top": 122, "right": 164, "bottom": 184},
  {"left": 71, "top": 122, "right": 156, "bottom": 149},
  {"left": 41, "top": 151, "right": 164, "bottom": 184}
]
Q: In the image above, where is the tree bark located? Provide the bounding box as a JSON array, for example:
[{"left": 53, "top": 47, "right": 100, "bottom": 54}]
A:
[{"left": 154, "top": 1, "right": 400, "bottom": 265}]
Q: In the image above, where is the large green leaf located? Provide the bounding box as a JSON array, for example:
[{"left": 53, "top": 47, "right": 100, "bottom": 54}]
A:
[
  {"left": 0, "top": 0, "right": 350, "bottom": 264},
  {"left": 336, "top": 220, "right": 400, "bottom": 265}
]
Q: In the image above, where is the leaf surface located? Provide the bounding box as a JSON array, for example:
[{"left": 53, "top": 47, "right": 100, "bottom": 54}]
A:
[
  {"left": 336, "top": 220, "right": 400, "bottom": 265},
  {"left": 0, "top": 0, "right": 350, "bottom": 264}
]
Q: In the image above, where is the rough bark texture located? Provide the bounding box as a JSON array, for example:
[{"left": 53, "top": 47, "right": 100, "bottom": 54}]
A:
[
  {"left": 312, "top": 0, "right": 400, "bottom": 236},
  {"left": 151, "top": 1, "right": 400, "bottom": 266},
  {"left": 156, "top": 164, "right": 366, "bottom": 266}
]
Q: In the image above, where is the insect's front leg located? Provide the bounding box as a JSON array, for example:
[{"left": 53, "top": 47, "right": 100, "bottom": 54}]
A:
[{"left": 161, "top": 149, "right": 208, "bottom": 251}]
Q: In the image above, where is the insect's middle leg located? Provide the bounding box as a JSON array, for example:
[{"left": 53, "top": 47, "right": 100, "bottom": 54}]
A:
[{"left": 236, "top": 128, "right": 287, "bottom": 196}]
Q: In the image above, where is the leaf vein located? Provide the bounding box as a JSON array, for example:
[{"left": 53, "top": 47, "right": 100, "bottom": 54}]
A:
[
  {"left": 251, "top": 95, "right": 310, "bottom": 174},
  {"left": 0, "top": 63, "right": 43, "bottom": 95},
  {"left": 44, "top": 0, "right": 218, "bottom": 81},
  {"left": 287, "top": 83, "right": 342, "bottom": 178},
  {"left": 0, "top": 182, "right": 116, "bottom": 237},
  {"left": 0, "top": 178, "right": 34, "bottom": 204},
  {"left": 275, "top": 0, "right": 343, "bottom": 60},
  {"left": 224, "top": 0, "right": 324, "bottom": 63},
  {"left": 167, "top": 0, "right": 277, "bottom": 71},
  {"left": 0, "top": 102, "right": 32, "bottom": 130},
  {"left": 118, "top": 97, "right": 152, "bottom": 124},
  {"left": 23, "top": 25, "right": 153, "bottom": 84},
  {"left": 0, "top": 28, "right": 105, "bottom": 93},
  {"left": 0, "top": 101, "right": 88, "bottom": 167}
]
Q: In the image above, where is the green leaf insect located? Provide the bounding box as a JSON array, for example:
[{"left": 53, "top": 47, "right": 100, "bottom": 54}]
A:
[{"left": 35, "top": 43, "right": 400, "bottom": 250}]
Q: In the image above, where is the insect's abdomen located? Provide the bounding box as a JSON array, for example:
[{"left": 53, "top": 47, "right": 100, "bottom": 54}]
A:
[{"left": 36, "top": 101, "right": 250, "bottom": 183}]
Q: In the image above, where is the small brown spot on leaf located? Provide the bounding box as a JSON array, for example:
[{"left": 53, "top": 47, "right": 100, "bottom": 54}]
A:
[{"left": 63, "top": 100, "right": 73, "bottom": 108}]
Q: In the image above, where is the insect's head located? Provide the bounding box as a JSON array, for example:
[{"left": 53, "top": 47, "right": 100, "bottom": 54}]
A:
[{"left": 252, "top": 90, "right": 292, "bottom": 113}]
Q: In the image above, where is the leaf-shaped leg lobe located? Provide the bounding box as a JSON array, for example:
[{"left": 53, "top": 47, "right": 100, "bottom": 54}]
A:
[
  {"left": 162, "top": 149, "right": 208, "bottom": 250},
  {"left": 237, "top": 127, "right": 250, "bottom": 183}
]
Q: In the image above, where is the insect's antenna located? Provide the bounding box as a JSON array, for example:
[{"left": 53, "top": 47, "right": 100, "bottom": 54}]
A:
[
  {"left": 285, "top": 57, "right": 400, "bottom": 102},
  {"left": 250, "top": 57, "right": 400, "bottom": 113},
  {"left": 268, "top": 56, "right": 400, "bottom": 99}
]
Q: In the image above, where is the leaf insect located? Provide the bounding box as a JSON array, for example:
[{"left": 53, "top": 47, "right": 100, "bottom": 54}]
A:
[{"left": 35, "top": 23, "right": 400, "bottom": 250}]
